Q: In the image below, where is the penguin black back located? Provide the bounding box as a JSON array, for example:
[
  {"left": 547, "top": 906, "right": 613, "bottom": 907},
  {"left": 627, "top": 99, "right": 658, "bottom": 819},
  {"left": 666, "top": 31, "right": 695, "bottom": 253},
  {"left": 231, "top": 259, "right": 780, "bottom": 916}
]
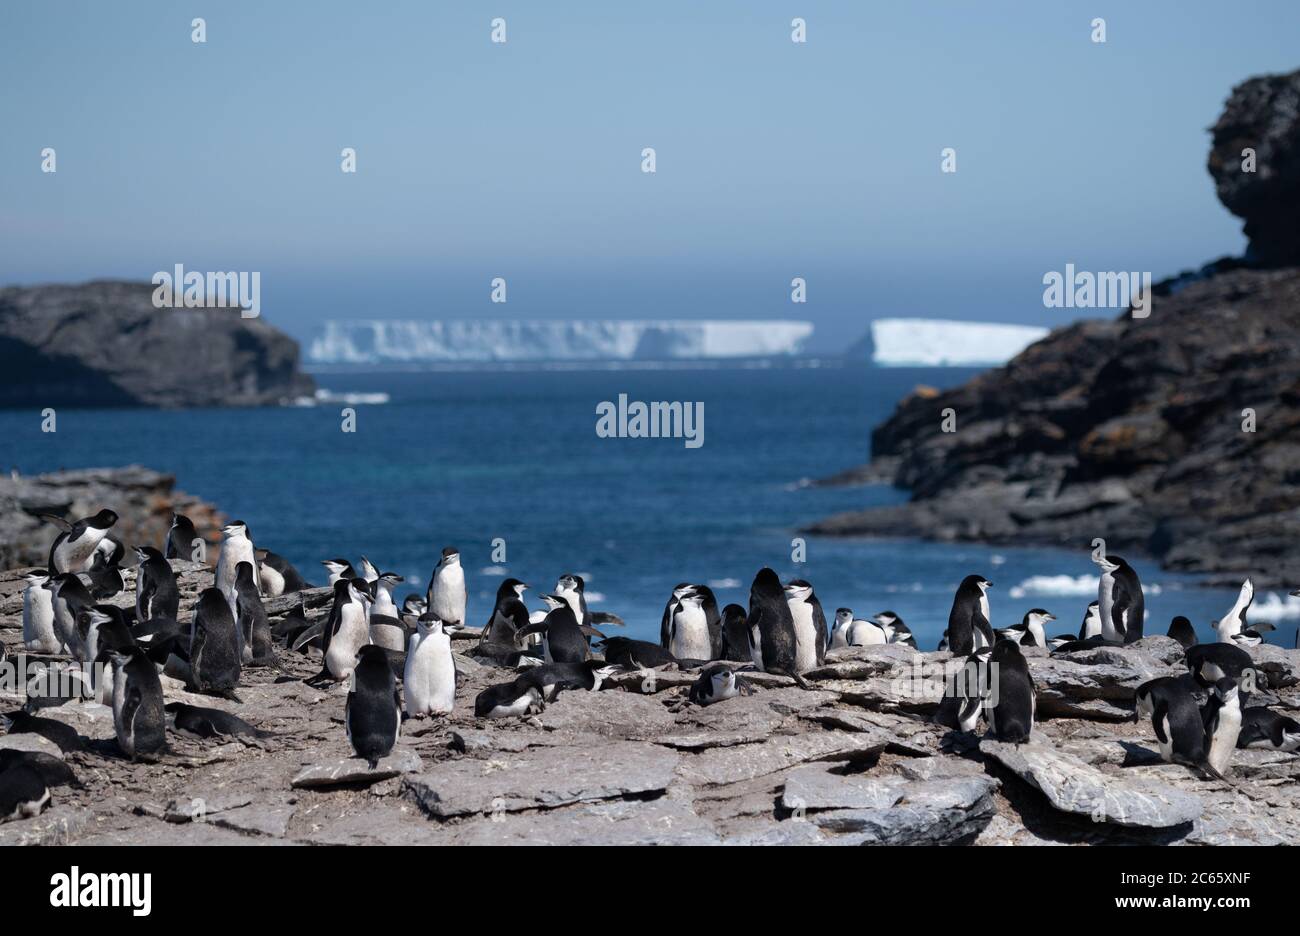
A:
[
  {"left": 747, "top": 567, "right": 798, "bottom": 677},
  {"left": 347, "top": 645, "right": 400, "bottom": 768},
  {"left": 719, "top": 603, "right": 751, "bottom": 662},
  {"left": 165, "top": 513, "right": 200, "bottom": 561},
  {"left": 190, "top": 587, "right": 242, "bottom": 697},
  {"left": 988, "top": 639, "right": 1034, "bottom": 744},
  {"left": 1166, "top": 616, "right": 1197, "bottom": 649},
  {"left": 234, "top": 561, "right": 274, "bottom": 664},
  {"left": 947, "top": 575, "right": 993, "bottom": 656},
  {"left": 598, "top": 636, "right": 676, "bottom": 669}
]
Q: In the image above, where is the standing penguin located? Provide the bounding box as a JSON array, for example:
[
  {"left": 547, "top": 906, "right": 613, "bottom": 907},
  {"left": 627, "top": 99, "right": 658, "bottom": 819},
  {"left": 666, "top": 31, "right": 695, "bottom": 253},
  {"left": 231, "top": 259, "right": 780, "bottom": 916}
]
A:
[
  {"left": 667, "top": 588, "right": 714, "bottom": 662},
  {"left": 165, "top": 513, "right": 201, "bottom": 561},
  {"left": 321, "top": 578, "right": 374, "bottom": 682},
  {"left": 745, "top": 568, "right": 802, "bottom": 683},
  {"left": 134, "top": 545, "right": 179, "bottom": 623},
  {"left": 936, "top": 647, "right": 992, "bottom": 733},
  {"left": 48, "top": 573, "right": 93, "bottom": 659},
  {"left": 718, "top": 603, "right": 751, "bottom": 661},
  {"left": 1202, "top": 677, "right": 1243, "bottom": 777},
  {"left": 405, "top": 614, "right": 457, "bottom": 718},
  {"left": 947, "top": 575, "right": 994, "bottom": 656},
  {"left": 659, "top": 583, "right": 693, "bottom": 649},
  {"left": 234, "top": 561, "right": 274, "bottom": 666},
  {"left": 479, "top": 578, "right": 530, "bottom": 660},
  {"left": 1167, "top": 616, "right": 1198, "bottom": 649},
  {"left": 554, "top": 573, "right": 591, "bottom": 628},
  {"left": 190, "top": 587, "right": 242, "bottom": 700},
  {"left": 215, "top": 521, "right": 258, "bottom": 617},
  {"left": 347, "top": 645, "right": 400, "bottom": 768},
  {"left": 987, "top": 639, "right": 1035, "bottom": 743},
  {"left": 368, "top": 571, "right": 408, "bottom": 652},
  {"left": 22, "top": 571, "right": 61, "bottom": 654},
  {"left": 1213, "top": 579, "right": 1254, "bottom": 643},
  {"left": 1094, "top": 554, "right": 1144, "bottom": 644},
  {"left": 516, "top": 603, "right": 589, "bottom": 664},
  {"left": 43, "top": 508, "right": 118, "bottom": 574},
  {"left": 426, "top": 547, "right": 466, "bottom": 626},
  {"left": 109, "top": 646, "right": 167, "bottom": 761},
  {"left": 783, "top": 580, "right": 827, "bottom": 672},
  {"left": 1134, "top": 676, "right": 1213, "bottom": 774},
  {"left": 1079, "top": 601, "right": 1102, "bottom": 640}
]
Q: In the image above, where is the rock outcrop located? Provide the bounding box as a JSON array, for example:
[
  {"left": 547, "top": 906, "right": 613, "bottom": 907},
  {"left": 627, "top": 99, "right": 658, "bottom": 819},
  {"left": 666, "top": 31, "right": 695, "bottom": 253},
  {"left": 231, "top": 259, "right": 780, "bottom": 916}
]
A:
[
  {"left": 4, "top": 557, "right": 1300, "bottom": 846},
  {"left": 809, "top": 70, "right": 1300, "bottom": 588},
  {"left": 0, "top": 466, "right": 224, "bottom": 571},
  {"left": 0, "top": 280, "right": 314, "bottom": 408}
]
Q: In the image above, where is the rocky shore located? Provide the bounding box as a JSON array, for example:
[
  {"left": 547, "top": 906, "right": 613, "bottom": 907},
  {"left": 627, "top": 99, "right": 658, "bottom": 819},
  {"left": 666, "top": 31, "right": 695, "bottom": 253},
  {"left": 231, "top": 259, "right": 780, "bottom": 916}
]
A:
[
  {"left": 3, "top": 559, "right": 1299, "bottom": 846},
  {"left": 0, "top": 467, "right": 224, "bottom": 571},
  {"left": 0, "top": 280, "right": 314, "bottom": 408},
  {"left": 808, "top": 69, "right": 1300, "bottom": 588}
]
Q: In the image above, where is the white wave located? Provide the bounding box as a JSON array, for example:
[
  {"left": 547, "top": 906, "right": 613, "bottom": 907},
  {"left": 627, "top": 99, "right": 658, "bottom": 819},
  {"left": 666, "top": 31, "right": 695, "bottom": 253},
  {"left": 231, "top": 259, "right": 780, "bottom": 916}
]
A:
[
  {"left": 1251, "top": 592, "right": 1300, "bottom": 621},
  {"left": 309, "top": 319, "right": 814, "bottom": 364},
  {"left": 291, "top": 388, "right": 389, "bottom": 406},
  {"left": 479, "top": 566, "right": 508, "bottom": 577},
  {"left": 707, "top": 578, "right": 741, "bottom": 589},
  {"left": 1009, "top": 574, "right": 1161, "bottom": 600}
]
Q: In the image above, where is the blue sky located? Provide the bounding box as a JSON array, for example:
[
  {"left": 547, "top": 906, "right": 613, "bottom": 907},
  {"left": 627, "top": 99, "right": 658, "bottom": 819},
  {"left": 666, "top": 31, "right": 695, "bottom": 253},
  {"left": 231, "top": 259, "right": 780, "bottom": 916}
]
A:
[{"left": 2, "top": 1, "right": 1297, "bottom": 349}]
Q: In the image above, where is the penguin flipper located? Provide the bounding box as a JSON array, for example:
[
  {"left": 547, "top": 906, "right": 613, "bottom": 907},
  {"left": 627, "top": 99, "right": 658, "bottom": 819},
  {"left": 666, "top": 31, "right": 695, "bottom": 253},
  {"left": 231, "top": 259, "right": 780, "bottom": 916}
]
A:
[
  {"left": 1151, "top": 700, "right": 1170, "bottom": 746},
  {"left": 290, "top": 622, "right": 324, "bottom": 652},
  {"left": 591, "top": 612, "right": 624, "bottom": 627},
  {"left": 38, "top": 513, "right": 73, "bottom": 533},
  {"left": 121, "top": 684, "right": 143, "bottom": 746}
]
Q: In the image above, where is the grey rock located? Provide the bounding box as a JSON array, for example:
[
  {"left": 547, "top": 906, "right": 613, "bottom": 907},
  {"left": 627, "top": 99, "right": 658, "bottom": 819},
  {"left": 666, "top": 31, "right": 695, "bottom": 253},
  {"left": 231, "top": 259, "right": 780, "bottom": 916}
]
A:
[
  {"left": 448, "top": 796, "right": 719, "bottom": 846},
  {"left": 808, "top": 775, "right": 998, "bottom": 845},
  {"left": 403, "top": 741, "right": 678, "bottom": 817},
  {"left": 781, "top": 766, "right": 906, "bottom": 811},
  {"left": 291, "top": 748, "right": 422, "bottom": 789},
  {"left": 676, "top": 730, "right": 888, "bottom": 787},
  {"left": 981, "top": 738, "right": 1203, "bottom": 828}
]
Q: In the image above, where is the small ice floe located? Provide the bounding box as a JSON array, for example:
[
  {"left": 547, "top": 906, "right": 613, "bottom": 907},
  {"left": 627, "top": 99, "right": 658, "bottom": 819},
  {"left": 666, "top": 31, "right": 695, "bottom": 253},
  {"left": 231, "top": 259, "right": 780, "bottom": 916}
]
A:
[
  {"left": 708, "top": 578, "right": 741, "bottom": 590},
  {"left": 1250, "top": 592, "right": 1300, "bottom": 621},
  {"left": 480, "top": 566, "right": 508, "bottom": 577},
  {"left": 291, "top": 388, "right": 390, "bottom": 406},
  {"left": 1010, "top": 574, "right": 1161, "bottom": 600},
  {"left": 990, "top": 554, "right": 1007, "bottom": 566}
]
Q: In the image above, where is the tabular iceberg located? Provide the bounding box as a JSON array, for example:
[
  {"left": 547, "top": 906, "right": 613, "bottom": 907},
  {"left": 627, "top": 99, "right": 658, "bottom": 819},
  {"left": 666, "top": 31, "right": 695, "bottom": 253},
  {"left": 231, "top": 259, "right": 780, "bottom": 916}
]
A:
[
  {"left": 867, "top": 319, "right": 1049, "bottom": 366},
  {"left": 308, "top": 320, "right": 814, "bottom": 364}
]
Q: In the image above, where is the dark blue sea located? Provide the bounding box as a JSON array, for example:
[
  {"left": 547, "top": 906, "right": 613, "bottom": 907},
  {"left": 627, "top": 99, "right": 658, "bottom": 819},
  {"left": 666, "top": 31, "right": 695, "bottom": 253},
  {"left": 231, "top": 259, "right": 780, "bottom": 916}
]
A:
[{"left": 2, "top": 364, "right": 1289, "bottom": 647}]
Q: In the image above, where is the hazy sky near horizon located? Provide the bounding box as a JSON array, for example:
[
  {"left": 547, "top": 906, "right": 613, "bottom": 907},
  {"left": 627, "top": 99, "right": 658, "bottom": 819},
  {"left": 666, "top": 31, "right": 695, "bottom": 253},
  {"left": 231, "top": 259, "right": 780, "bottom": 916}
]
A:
[{"left": 2, "top": 1, "right": 1297, "bottom": 348}]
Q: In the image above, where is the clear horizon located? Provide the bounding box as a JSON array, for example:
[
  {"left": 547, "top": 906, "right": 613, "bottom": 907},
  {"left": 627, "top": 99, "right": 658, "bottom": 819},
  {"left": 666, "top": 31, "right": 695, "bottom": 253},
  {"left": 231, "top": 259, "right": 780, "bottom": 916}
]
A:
[{"left": 3, "top": 1, "right": 1298, "bottom": 350}]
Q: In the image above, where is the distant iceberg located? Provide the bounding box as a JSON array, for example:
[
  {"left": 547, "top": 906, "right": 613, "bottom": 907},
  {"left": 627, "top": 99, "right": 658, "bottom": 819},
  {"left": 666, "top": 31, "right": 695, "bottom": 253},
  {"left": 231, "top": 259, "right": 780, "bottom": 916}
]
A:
[
  {"left": 308, "top": 320, "right": 814, "bottom": 364},
  {"left": 861, "top": 319, "right": 1049, "bottom": 367}
]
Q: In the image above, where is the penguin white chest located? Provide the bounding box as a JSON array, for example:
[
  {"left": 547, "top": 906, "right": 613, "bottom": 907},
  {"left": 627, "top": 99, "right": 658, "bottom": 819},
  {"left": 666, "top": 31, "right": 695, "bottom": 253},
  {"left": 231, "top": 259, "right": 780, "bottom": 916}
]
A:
[
  {"left": 849, "top": 621, "right": 886, "bottom": 647},
  {"left": 326, "top": 605, "right": 371, "bottom": 679},
  {"left": 431, "top": 569, "right": 466, "bottom": 624},
  {"left": 789, "top": 601, "right": 818, "bottom": 673},
  {"left": 23, "top": 586, "right": 58, "bottom": 652},
  {"left": 1208, "top": 707, "right": 1242, "bottom": 774},
  {"left": 669, "top": 604, "right": 712, "bottom": 661},
  {"left": 405, "top": 631, "right": 455, "bottom": 716}
]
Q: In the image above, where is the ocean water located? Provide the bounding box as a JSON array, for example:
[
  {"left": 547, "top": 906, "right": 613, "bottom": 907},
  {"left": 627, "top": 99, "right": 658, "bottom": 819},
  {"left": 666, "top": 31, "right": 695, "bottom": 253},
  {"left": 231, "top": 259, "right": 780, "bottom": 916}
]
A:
[{"left": 3, "top": 364, "right": 1292, "bottom": 648}]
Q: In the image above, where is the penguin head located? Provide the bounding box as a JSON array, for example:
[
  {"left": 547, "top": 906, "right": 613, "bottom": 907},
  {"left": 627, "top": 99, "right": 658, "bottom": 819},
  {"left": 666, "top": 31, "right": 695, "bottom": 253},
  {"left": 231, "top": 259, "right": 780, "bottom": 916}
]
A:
[
  {"left": 871, "top": 610, "right": 900, "bottom": 626},
  {"left": 322, "top": 558, "right": 352, "bottom": 575},
  {"left": 89, "top": 508, "right": 119, "bottom": 530},
  {"left": 353, "top": 644, "right": 388, "bottom": 671},
  {"left": 586, "top": 662, "right": 621, "bottom": 691},
  {"left": 1025, "top": 609, "right": 1055, "bottom": 626},
  {"left": 376, "top": 572, "right": 404, "bottom": 591},
  {"left": 77, "top": 607, "right": 113, "bottom": 631},
  {"left": 133, "top": 545, "right": 163, "bottom": 565},
  {"left": 1212, "top": 677, "right": 1239, "bottom": 705},
  {"left": 347, "top": 578, "right": 374, "bottom": 605},
  {"left": 1093, "top": 554, "right": 1122, "bottom": 573},
  {"left": 679, "top": 589, "right": 705, "bottom": 608},
  {"left": 834, "top": 608, "right": 853, "bottom": 630},
  {"left": 499, "top": 578, "right": 528, "bottom": 599},
  {"left": 416, "top": 613, "right": 452, "bottom": 636},
  {"left": 671, "top": 582, "right": 694, "bottom": 600},
  {"left": 556, "top": 573, "right": 583, "bottom": 594},
  {"left": 438, "top": 547, "right": 460, "bottom": 567},
  {"left": 710, "top": 667, "right": 737, "bottom": 697},
  {"left": 24, "top": 570, "right": 52, "bottom": 588},
  {"left": 358, "top": 557, "right": 380, "bottom": 580},
  {"left": 402, "top": 595, "right": 427, "bottom": 615},
  {"left": 540, "top": 594, "right": 566, "bottom": 611},
  {"left": 783, "top": 580, "right": 813, "bottom": 602},
  {"left": 221, "top": 521, "right": 249, "bottom": 540}
]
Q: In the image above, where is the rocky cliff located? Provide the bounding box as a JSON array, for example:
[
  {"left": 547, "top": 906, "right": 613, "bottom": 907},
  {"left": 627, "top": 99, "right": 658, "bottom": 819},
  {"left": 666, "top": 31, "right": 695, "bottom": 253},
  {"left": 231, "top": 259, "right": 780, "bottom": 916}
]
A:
[
  {"left": 808, "top": 69, "right": 1300, "bottom": 588},
  {"left": 0, "top": 280, "right": 315, "bottom": 408}
]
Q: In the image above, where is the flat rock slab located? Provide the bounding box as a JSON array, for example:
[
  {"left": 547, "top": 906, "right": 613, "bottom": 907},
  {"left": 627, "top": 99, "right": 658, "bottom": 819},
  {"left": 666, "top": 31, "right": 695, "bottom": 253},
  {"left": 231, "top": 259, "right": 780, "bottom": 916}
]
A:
[
  {"left": 676, "top": 729, "right": 888, "bottom": 787},
  {"left": 404, "top": 740, "right": 678, "bottom": 818},
  {"left": 808, "top": 775, "right": 999, "bottom": 845},
  {"left": 291, "top": 748, "right": 422, "bottom": 789},
  {"left": 781, "top": 765, "right": 906, "bottom": 811},
  {"left": 0, "top": 733, "right": 64, "bottom": 759},
  {"left": 448, "top": 796, "right": 719, "bottom": 846},
  {"left": 535, "top": 689, "right": 679, "bottom": 739},
  {"left": 981, "top": 738, "right": 1203, "bottom": 828}
]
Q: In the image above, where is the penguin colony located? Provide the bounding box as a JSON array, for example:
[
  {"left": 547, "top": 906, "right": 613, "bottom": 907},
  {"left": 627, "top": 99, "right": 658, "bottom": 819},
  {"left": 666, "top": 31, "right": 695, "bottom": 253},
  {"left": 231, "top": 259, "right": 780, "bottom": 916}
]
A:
[{"left": 2, "top": 508, "right": 1295, "bottom": 823}]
